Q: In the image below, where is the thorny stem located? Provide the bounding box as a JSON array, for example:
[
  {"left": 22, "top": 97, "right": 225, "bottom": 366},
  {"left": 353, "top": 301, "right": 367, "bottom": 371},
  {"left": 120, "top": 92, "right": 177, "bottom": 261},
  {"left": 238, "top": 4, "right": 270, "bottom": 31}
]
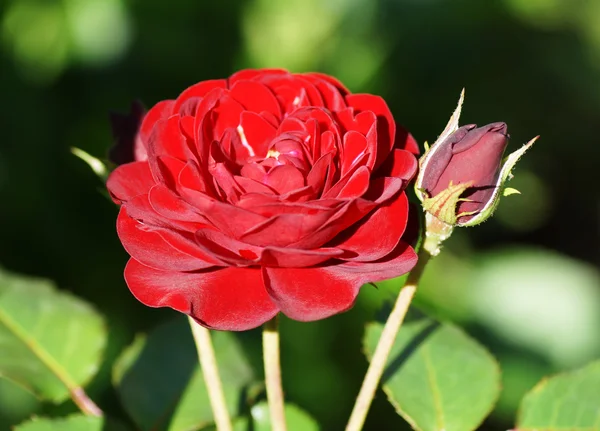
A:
[
  {"left": 263, "top": 315, "right": 287, "bottom": 431},
  {"left": 188, "top": 317, "right": 233, "bottom": 431}
]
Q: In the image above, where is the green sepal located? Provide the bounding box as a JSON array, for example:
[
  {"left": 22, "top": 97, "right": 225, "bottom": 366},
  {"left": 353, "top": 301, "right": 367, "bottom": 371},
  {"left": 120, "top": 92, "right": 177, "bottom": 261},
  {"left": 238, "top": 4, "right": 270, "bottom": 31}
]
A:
[
  {"left": 503, "top": 187, "right": 521, "bottom": 196},
  {"left": 415, "top": 89, "right": 465, "bottom": 202},
  {"left": 71, "top": 147, "right": 111, "bottom": 181},
  {"left": 422, "top": 180, "right": 474, "bottom": 226},
  {"left": 458, "top": 135, "right": 539, "bottom": 227}
]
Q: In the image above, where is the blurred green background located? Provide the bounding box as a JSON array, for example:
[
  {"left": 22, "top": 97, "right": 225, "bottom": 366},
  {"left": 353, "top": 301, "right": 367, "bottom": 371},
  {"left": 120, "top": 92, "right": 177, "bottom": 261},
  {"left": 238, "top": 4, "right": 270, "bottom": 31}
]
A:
[{"left": 1, "top": 0, "right": 599, "bottom": 429}]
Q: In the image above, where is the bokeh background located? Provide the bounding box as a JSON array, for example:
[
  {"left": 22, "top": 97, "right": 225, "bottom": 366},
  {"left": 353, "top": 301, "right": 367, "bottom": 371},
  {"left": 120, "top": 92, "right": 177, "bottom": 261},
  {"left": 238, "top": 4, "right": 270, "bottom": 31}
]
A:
[{"left": 1, "top": 0, "right": 599, "bottom": 429}]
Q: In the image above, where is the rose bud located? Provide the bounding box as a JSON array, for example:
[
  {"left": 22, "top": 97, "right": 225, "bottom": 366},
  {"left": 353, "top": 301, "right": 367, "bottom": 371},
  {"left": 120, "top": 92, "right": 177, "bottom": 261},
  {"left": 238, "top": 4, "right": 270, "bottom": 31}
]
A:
[
  {"left": 419, "top": 122, "right": 509, "bottom": 225},
  {"left": 108, "top": 100, "right": 147, "bottom": 165},
  {"left": 107, "top": 69, "right": 420, "bottom": 331},
  {"left": 415, "top": 91, "right": 537, "bottom": 231}
]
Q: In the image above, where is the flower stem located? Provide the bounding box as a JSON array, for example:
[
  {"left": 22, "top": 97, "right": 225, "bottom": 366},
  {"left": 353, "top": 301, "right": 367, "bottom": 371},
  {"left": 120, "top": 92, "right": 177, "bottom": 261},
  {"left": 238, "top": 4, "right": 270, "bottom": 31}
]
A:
[
  {"left": 70, "top": 387, "right": 103, "bottom": 417},
  {"left": 263, "top": 315, "right": 287, "bottom": 431},
  {"left": 345, "top": 248, "right": 432, "bottom": 431},
  {"left": 188, "top": 317, "right": 233, "bottom": 431}
]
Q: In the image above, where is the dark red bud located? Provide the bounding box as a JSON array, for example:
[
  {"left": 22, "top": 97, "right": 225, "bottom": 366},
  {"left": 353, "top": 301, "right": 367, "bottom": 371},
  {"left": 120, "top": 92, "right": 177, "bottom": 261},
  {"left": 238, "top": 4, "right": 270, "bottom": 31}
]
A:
[
  {"left": 108, "top": 101, "right": 146, "bottom": 165},
  {"left": 422, "top": 122, "right": 509, "bottom": 222}
]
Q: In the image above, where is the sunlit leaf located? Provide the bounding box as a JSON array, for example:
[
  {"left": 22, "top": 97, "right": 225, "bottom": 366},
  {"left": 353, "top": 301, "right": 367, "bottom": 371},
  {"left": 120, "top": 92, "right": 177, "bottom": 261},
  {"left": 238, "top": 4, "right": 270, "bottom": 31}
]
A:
[
  {"left": 364, "top": 315, "right": 500, "bottom": 431},
  {"left": 14, "top": 414, "right": 129, "bottom": 431},
  {"left": 516, "top": 360, "right": 600, "bottom": 430},
  {"left": 0, "top": 269, "right": 106, "bottom": 403},
  {"left": 251, "top": 402, "right": 320, "bottom": 431},
  {"left": 198, "top": 418, "right": 249, "bottom": 431},
  {"left": 113, "top": 316, "right": 255, "bottom": 431}
]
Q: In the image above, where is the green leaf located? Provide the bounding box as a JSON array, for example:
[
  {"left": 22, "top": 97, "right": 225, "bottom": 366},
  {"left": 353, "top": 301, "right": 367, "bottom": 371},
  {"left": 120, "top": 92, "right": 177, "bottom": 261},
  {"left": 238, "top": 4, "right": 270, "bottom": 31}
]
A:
[
  {"left": 516, "top": 360, "right": 600, "bottom": 430},
  {"left": 0, "top": 269, "right": 106, "bottom": 403},
  {"left": 251, "top": 402, "right": 320, "bottom": 431},
  {"left": 14, "top": 414, "right": 129, "bottom": 431},
  {"left": 113, "top": 316, "right": 255, "bottom": 431},
  {"left": 364, "top": 316, "right": 500, "bottom": 431},
  {"left": 198, "top": 418, "right": 249, "bottom": 431}
]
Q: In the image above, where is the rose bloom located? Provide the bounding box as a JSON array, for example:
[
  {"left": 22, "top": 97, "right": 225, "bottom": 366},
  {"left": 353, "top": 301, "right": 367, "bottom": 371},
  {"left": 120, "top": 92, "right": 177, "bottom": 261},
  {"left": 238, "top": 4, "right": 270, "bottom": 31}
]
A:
[{"left": 107, "top": 69, "right": 419, "bottom": 331}]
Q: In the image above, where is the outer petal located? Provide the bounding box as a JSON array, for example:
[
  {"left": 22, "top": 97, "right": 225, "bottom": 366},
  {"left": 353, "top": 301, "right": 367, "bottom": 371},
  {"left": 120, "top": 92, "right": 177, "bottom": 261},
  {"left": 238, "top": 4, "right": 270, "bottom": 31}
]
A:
[
  {"left": 301, "top": 72, "right": 350, "bottom": 96},
  {"left": 228, "top": 69, "right": 289, "bottom": 86},
  {"left": 173, "top": 79, "right": 227, "bottom": 112},
  {"left": 107, "top": 161, "right": 155, "bottom": 203},
  {"left": 117, "top": 207, "right": 217, "bottom": 271},
  {"left": 262, "top": 265, "right": 362, "bottom": 321},
  {"left": 139, "top": 100, "right": 175, "bottom": 149},
  {"left": 334, "top": 241, "right": 417, "bottom": 281},
  {"left": 262, "top": 241, "right": 417, "bottom": 322},
  {"left": 125, "top": 260, "right": 278, "bottom": 331},
  {"left": 376, "top": 148, "right": 418, "bottom": 181},
  {"left": 329, "top": 192, "right": 409, "bottom": 261}
]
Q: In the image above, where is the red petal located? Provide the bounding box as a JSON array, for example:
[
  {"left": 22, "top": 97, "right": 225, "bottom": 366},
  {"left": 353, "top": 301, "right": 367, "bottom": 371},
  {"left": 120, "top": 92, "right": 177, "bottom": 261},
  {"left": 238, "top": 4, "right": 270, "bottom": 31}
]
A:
[
  {"left": 264, "top": 165, "right": 305, "bottom": 195},
  {"left": 195, "top": 228, "right": 261, "bottom": 266},
  {"left": 107, "top": 161, "right": 155, "bottom": 203},
  {"left": 124, "top": 260, "right": 278, "bottom": 331},
  {"left": 301, "top": 73, "right": 350, "bottom": 95},
  {"left": 179, "top": 187, "right": 269, "bottom": 238},
  {"left": 341, "top": 131, "right": 368, "bottom": 176},
  {"left": 117, "top": 207, "right": 217, "bottom": 271},
  {"left": 397, "top": 125, "right": 420, "bottom": 155},
  {"left": 228, "top": 69, "right": 289, "bottom": 86},
  {"left": 290, "top": 177, "right": 404, "bottom": 249},
  {"left": 147, "top": 116, "right": 189, "bottom": 163},
  {"left": 152, "top": 155, "right": 187, "bottom": 190},
  {"left": 345, "top": 94, "right": 395, "bottom": 169},
  {"left": 306, "top": 152, "right": 333, "bottom": 196},
  {"left": 139, "top": 100, "right": 174, "bottom": 148},
  {"left": 322, "top": 156, "right": 369, "bottom": 199},
  {"left": 336, "top": 166, "right": 371, "bottom": 199},
  {"left": 304, "top": 77, "right": 347, "bottom": 112},
  {"left": 262, "top": 265, "right": 362, "bottom": 321},
  {"left": 261, "top": 247, "right": 343, "bottom": 268},
  {"left": 238, "top": 111, "right": 277, "bottom": 158},
  {"left": 173, "top": 80, "right": 227, "bottom": 112},
  {"left": 330, "top": 192, "right": 409, "bottom": 261},
  {"left": 267, "top": 76, "right": 324, "bottom": 112},
  {"left": 334, "top": 241, "right": 417, "bottom": 281},
  {"left": 262, "top": 242, "right": 417, "bottom": 322},
  {"left": 148, "top": 185, "right": 209, "bottom": 226},
  {"left": 335, "top": 109, "right": 377, "bottom": 138},
  {"left": 210, "top": 94, "right": 245, "bottom": 141},
  {"left": 376, "top": 148, "right": 418, "bottom": 181},
  {"left": 230, "top": 80, "right": 282, "bottom": 119},
  {"left": 178, "top": 160, "right": 213, "bottom": 195},
  {"left": 241, "top": 211, "right": 335, "bottom": 247},
  {"left": 125, "top": 193, "right": 202, "bottom": 233},
  {"left": 235, "top": 176, "right": 276, "bottom": 194}
]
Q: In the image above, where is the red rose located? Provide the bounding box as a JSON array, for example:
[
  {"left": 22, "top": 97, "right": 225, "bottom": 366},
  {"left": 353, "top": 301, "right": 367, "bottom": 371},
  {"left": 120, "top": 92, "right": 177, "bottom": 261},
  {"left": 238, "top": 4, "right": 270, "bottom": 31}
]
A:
[{"left": 107, "top": 69, "right": 419, "bottom": 331}]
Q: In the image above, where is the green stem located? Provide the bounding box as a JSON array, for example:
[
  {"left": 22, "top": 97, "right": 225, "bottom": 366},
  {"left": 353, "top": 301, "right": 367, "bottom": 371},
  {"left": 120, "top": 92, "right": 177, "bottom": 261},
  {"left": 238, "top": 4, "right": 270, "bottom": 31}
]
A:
[
  {"left": 345, "top": 209, "right": 449, "bottom": 431},
  {"left": 263, "top": 315, "right": 287, "bottom": 431},
  {"left": 345, "top": 248, "right": 431, "bottom": 431},
  {"left": 188, "top": 317, "right": 233, "bottom": 431}
]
